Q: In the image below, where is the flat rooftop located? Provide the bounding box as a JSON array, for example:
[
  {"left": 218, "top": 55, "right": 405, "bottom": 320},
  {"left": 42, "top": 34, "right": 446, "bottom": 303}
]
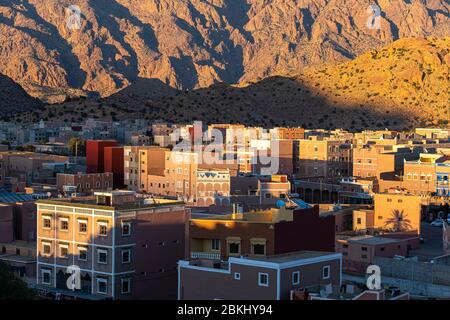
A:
[
  {"left": 0, "top": 240, "right": 36, "bottom": 250},
  {"left": 240, "top": 251, "right": 338, "bottom": 264},
  {"left": 348, "top": 235, "right": 399, "bottom": 245},
  {"left": 37, "top": 197, "right": 184, "bottom": 211}
]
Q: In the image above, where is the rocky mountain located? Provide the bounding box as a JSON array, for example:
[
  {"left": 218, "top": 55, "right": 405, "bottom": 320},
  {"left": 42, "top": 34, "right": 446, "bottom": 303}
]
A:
[
  {"left": 0, "top": 0, "right": 448, "bottom": 102},
  {"left": 14, "top": 37, "right": 449, "bottom": 130}
]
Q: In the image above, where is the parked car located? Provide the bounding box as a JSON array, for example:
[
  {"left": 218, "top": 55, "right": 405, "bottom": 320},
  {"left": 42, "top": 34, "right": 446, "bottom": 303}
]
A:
[
  {"left": 447, "top": 216, "right": 450, "bottom": 224},
  {"left": 430, "top": 219, "right": 444, "bottom": 227}
]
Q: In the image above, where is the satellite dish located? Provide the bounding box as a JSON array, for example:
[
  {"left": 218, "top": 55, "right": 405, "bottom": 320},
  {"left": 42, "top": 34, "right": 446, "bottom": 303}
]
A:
[{"left": 276, "top": 200, "right": 286, "bottom": 208}]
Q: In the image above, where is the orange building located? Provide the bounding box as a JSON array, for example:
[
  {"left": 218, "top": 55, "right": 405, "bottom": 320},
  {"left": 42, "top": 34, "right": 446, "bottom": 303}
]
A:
[
  {"left": 296, "top": 137, "right": 352, "bottom": 181},
  {"left": 373, "top": 191, "right": 421, "bottom": 234},
  {"left": 271, "top": 127, "right": 305, "bottom": 140}
]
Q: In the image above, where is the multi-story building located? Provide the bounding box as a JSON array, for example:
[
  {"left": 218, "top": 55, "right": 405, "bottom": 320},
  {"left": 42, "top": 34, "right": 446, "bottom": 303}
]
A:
[
  {"left": 86, "top": 140, "right": 118, "bottom": 174},
  {"left": 397, "top": 154, "right": 450, "bottom": 197},
  {"left": 57, "top": 173, "right": 114, "bottom": 195},
  {"left": 257, "top": 175, "right": 291, "bottom": 205},
  {"left": 353, "top": 145, "right": 416, "bottom": 182},
  {"left": 36, "top": 191, "right": 189, "bottom": 300},
  {"left": 436, "top": 158, "right": 450, "bottom": 197},
  {"left": 338, "top": 177, "right": 375, "bottom": 204},
  {"left": 145, "top": 150, "right": 198, "bottom": 202},
  {"left": 104, "top": 146, "right": 124, "bottom": 189},
  {"left": 374, "top": 191, "right": 421, "bottom": 234},
  {"left": 0, "top": 151, "right": 69, "bottom": 184},
  {"left": 189, "top": 204, "right": 335, "bottom": 261},
  {"left": 270, "top": 127, "right": 305, "bottom": 140},
  {"left": 178, "top": 251, "right": 342, "bottom": 300},
  {"left": 295, "top": 137, "right": 352, "bottom": 182},
  {"left": 195, "top": 169, "right": 230, "bottom": 207},
  {"left": 401, "top": 154, "right": 440, "bottom": 196},
  {"left": 130, "top": 134, "right": 151, "bottom": 146},
  {"left": 123, "top": 146, "right": 168, "bottom": 191},
  {"left": 336, "top": 235, "right": 409, "bottom": 265}
]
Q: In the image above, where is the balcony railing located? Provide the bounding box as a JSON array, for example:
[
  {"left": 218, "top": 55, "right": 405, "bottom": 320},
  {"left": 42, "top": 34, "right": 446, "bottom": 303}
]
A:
[{"left": 191, "top": 251, "right": 221, "bottom": 260}]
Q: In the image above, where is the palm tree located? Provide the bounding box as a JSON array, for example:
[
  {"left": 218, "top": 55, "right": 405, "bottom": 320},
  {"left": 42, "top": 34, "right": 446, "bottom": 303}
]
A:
[{"left": 384, "top": 209, "right": 412, "bottom": 232}]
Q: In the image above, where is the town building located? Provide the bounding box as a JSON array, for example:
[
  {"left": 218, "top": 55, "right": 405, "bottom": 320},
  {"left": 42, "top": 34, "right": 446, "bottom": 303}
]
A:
[
  {"left": 295, "top": 137, "right": 352, "bottom": 182},
  {"left": 36, "top": 191, "right": 189, "bottom": 300},
  {"left": 57, "top": 173, "right": 114, "bottom": 195},
  {"left": 86, "top": 140, "right": 118, "bottom": 174},
  {"left": 104, "top": 146, "right": 124, "bottom": 189},
  {"left": 353, "top": 191, "right": 422, "bottom": 234},
  {"left": 189, "top": 204, "right": 335, "bottom": 261},
  {"left": 178, "top": 251, "right": 342, "bottom": 300}
]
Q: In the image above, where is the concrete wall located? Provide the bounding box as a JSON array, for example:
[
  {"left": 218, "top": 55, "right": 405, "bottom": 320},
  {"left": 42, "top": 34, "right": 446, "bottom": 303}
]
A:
[{"left": 374, "top": 257, "right": 450, "bottom": 286}]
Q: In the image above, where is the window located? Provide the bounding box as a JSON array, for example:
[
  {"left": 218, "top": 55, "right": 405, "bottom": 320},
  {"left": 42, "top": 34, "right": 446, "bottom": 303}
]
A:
[
  {"left": 41, "top": 269, "right": 52, "bottom": 285},
  {"left": 264, "top": 193, "right": 272, "bottom": 199},
  {"left": 98, "top": 221, "right": 108, "bottom": 237},
  {"left": 228, "top": 243, "right": 240, "bottom": 255},
  {"left": 361, "top": 247, "right": 368, "bottom": 251},
  {"left": 122, "top": 249, "right": 132, "bottom": 264},
  {"left": 211, "top": 239, "right": 220, "bottom": 251},
  {"left": 42, "top": 242, "right": 51, "bottom": 256},
  {"left": 78, "top": 246, "right": 87, "bottom": 261},
  {"left": 60, "top": 218, "right": 69, "bottom": 231},
  {"left": 78, "top": 220, "right": 87, "bottom": 233},
  {"left": 122, "top": 221, "right": 131, "bottom": 237},
  {"left": 323, "top": 266, "right": 330, "bottom": 279},
  {"left": 97, "top": 278, "right": 108, "bottom": 294},
  {"left": 361, "top": 254, "right": 368, "bottom": 259},
  {"left": 59, "top": 244, "right": 69, "bottom": 258},
  {"left": 357, "top": 218, "right": 362, "bottom": 224},
  {"left": 258, "top": 273, "right": 269, "bottom": 287},
  {"left": 42, "top": 216, "right": 51, "bottom": 229},
  {"left": 252, "top": 244, "right": 265, "bottom": 255},
  {"left": 234, "top": 273, "right": 241, "bottom": 280},
  {"left": 97, "top": 248, "right": 108, "bottom": 264},
  {"left": 292, "top": 271, "right": 300, "bottom": 285},
  {"left": 121, "top": 278, "right": 131, "bottom": 294}
]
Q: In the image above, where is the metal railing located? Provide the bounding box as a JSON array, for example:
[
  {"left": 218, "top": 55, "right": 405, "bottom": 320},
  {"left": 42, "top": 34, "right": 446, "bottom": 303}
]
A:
[{"left": 191, "top": 251, "right": 221, "bottom": 260}]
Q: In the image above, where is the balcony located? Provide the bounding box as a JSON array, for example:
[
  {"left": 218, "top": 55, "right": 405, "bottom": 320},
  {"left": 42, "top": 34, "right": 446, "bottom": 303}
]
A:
[{"left": 191, "top": 251, "right": 221, "bottom": 260}]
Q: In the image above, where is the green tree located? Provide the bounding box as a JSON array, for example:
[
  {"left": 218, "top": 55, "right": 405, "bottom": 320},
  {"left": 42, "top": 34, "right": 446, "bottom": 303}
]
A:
[
  {"left": 0, "top": 262, "right": 37, "bottom": 300},
  {"left": 67, "top": 137, "right": 86, "bottom": 156}
]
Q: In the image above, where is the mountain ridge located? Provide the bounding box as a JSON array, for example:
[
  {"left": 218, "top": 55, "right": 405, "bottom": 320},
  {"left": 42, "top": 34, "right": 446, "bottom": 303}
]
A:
[
  {"left": 0, "top": 0, "right": 448, "bottom": 102},
  {"left": 12, "top": 37, "right": 449, "bottom": 130}
]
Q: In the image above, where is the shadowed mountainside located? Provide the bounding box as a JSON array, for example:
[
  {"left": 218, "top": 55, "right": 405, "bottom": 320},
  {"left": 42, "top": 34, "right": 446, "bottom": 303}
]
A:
[
  {"left": 12, "top": 37, "right": 449, "bottom": 130},
  {"left": 0, "top": 73, "right": 42, "bottom": 115}
]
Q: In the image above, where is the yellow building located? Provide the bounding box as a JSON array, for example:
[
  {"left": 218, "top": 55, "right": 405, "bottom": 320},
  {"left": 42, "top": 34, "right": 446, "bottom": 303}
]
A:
[{"left": 373, "top": 192, "right": 421, "bottom": 234}]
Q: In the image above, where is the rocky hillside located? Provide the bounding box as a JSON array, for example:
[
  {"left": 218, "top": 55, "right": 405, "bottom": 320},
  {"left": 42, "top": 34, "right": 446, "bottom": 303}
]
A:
[
  {"left": 0, "top": 0, "right": 448, "bottom": 102},
  {"left": 0, "top": 73, "right": 42, "bottom": 117},
  {"left": 14, "top": 37, "right": 449, "bottom": 130}
]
